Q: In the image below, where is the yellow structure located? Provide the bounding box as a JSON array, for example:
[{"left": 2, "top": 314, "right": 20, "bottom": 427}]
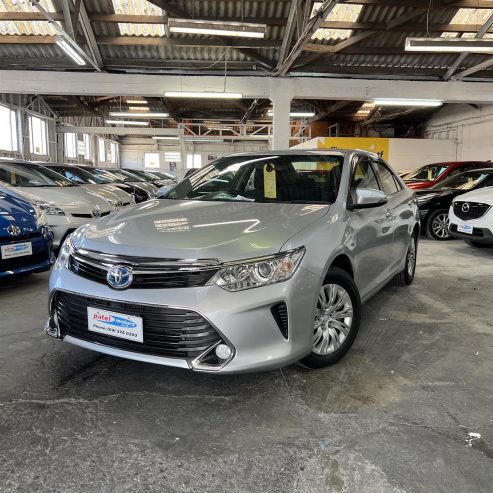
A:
[{"left": 317, "top": 137, "right": 390, "bottom": 160}]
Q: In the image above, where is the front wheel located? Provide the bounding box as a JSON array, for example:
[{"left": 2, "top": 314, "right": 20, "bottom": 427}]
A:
[
  {"left": 301, "top": 267, "right": 361, "bottom": 369},
  {"left": 465, "top": 240, "right": 492, "bottom": 249},
  {"left": 425, "top": 209, "right": 450, "bottom": 240}
]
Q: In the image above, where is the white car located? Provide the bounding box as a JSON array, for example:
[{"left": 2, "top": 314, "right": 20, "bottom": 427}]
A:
[
  {"left": 449, "top": 186, "right": 493, "bottom": 248},
  {"left": 0, "top": 160, "right": 114, "bottom": 248},
  {"left": 44, "top": 163, "right": 135, "bottom": 209}
]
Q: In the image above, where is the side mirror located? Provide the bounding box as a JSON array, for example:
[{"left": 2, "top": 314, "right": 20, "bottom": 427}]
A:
[{"left": 351, "top": 188, "right": 388, "bottom": 210}]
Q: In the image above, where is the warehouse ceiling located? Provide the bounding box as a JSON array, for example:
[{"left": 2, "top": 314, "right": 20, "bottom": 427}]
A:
[{"left": 2, "top": 0, "right": 493, "bottom": 126}]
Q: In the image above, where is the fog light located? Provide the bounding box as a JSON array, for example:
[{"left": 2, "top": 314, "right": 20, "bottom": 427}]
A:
[
  {"left": 215, "top": 344, "right": 232, "bottom": 360},
  {"left": 44, "top": 318, "right": 61, "bottom": 339}
]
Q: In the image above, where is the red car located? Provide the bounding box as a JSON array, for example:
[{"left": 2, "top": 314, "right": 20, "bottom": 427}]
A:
[{"left": 403, "top": 161, "right": 490, "bottom": 190}]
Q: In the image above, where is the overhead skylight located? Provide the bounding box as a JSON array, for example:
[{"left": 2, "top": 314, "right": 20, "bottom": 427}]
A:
[
  {"left": 112, "top": 0, "right": 165, "bottom": 37},
  {"left": 311, "top": 3, "right": 363, "bottom": 42},
  {"left": 356, "top": 102, "right": 375, "bottom": 116},
  {"left": 441, "top": 8, "right": 493, "bottom": 39},
  {"left": 0, "top": 0, "right": 58, "bottom": 36}
]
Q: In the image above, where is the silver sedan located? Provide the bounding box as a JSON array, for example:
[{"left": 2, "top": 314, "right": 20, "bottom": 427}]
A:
[{"left": 45, "top": 150, "right": 419, "bottom": 373}]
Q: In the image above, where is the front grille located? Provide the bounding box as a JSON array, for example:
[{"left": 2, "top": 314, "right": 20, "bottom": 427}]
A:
[
  {"left": 71, "top": 211, "right": 111, "bottom": 218},
  {"left": 68, "top": 250, "right": 220, "bottom": 289},
  {"left": 0, "top": 231, "right": 41, "bottom": 243},
  {"left": 454, "top": 201, "right": 491, "bottom": 221},
  {"left": 55, "top": 291, "right": 221, "bottom": 358},
  {"left": 271, "top": 302, "right": 289, "bottom": 339},
  {"left": 0, "top": 249, "right": 47, "bottom": 272}
]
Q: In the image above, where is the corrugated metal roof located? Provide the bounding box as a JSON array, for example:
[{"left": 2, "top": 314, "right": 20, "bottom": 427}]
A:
[
  {"left": 0, "top": 0, "right": 492, "bottom": 78},
  {"left": 0, "top": 0, "right": 58, "bottom": 35}
]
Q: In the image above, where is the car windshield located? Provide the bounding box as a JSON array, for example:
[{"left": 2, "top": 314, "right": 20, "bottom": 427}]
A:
[
  {"left": 91, "top": 169, "right": 132, "bottom": 184},
  {"left": 153, "top": 171, "right": 176, "bottom": 180},
  {"left": 46, "top": 165, "right": 108, "bottom": 185},
  {"left": 124, "top": 169, "right": 158, "bottom": 182},
  {"left": 0, "top": 162, "right": 75, "bottom": 187},
  {"left": 432, "top": 171, "right": 492, "bottom": 191},
  {"left": 115, "top": 170, "right": 147, "bottom": 182},
  {"left": 405, "top": 163, "right": 450, "bottom": 182},
  {"left": 165, "top": 154, "right": 344, "bottom": 203}
]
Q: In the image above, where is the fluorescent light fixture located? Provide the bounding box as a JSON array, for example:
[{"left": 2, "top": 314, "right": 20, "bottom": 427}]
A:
[
  {"left": 56, "top": 38, "right": 86, "bottom": 66},
  {"left": 108, "top": 112, "right": 169, "bottom": 118},
  {"left": 105, "top": 119, "right": 150, "bottom": 126},
  {"left": 126, "top": 99, "right": 148, "bottom": 104},
  {"left": 152, "top": 136, "right": 180, "bottom": 140},
  {"left": 164, "top": 91, "right": 243, "bottom": 99},
  {"left": 267, "top": 111, "right": 316, "bottom": 117},
  {"left": 373, "top": 99, "right": 443, "bottom": 107},
  {"left": 168, "top": 18, "right": 265, "bottom": 38},
  {"left": 128, "top": 106, "right": 150, "bottom": 111},
  {"left": 184, "top": 137, "right": 224, "bottom": 142},
  {"left": 405, "top": 37, "right": 493, "bottom": 53}
]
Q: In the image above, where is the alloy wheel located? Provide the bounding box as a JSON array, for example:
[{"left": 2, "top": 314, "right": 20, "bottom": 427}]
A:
[
  {"left": 313, "top": 284, "right": 353, "bottom": 355},
  {"left": 407, "top": 238, "right": 416, "bottom": 277},
  {"left": 431, "top": 212, "right": 449, "bottom": 239}
]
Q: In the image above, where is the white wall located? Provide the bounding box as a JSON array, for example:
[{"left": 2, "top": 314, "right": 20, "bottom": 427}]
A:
[
  {"left": 425, "top": 104, "right": 493, "bottom": 161},
  {"left": 388, "top": 138, "right": 457, "bottom": 173}
]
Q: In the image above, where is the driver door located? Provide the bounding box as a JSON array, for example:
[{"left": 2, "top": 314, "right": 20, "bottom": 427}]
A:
[{"left": 346, "top": 156, "right": 395, "bottom": 299}]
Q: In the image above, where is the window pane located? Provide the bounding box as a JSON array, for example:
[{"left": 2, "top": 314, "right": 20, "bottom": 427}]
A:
[
  {"left": 352, "top": 160, "right": 379, "bottom": 190},
  {"left": 29, "top": 115, "right": 48, "bottom": 155},
  {"left": 373, "top": 161, "right": 399, "bottom": 195},
  {"left": 83, "top": 134, "right": 92, "bottom": 160},
  {"left": 110, "top": 142, "right": 118, "bottom": 164},
  {"left": 144, "top": 152, "right": 159, "bottom": 168},
  {"left": 64, "top": 132, "right": 77, "bottom": 158},
  {"left": 0, "top": 104, "right": 18, "bottom": 152},
  {"left": 98, "top": 138, "right": 106, "bottom": 162}
]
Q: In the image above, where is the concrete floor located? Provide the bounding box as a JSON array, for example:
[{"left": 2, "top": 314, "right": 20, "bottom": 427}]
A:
[{"left": 0, "top": 239, "right": 492, "bottom": 492}]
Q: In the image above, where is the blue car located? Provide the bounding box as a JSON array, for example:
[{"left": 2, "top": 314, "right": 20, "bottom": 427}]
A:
[{"left": 0, "top": 186, "right": 54, "bottom": 278}]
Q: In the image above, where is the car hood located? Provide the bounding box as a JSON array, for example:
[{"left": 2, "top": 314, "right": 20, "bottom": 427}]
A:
[
  {"left": 0, "top": 195, "right": 37, "bottom": 235},
  {"left": 127, "top": 181, "right": 156, "bottom": 194},
  {"left": 77, "top": 200, "right": 330, "bottom": 261},
  {"left": 405, "top": 180, "right": 435, "bottom": 190},
  {"left": 452, "top": 186, "right": 493, "bottom": 205},
  {"left": 8, "top": 186, "right": 112, "bottom": 212}
]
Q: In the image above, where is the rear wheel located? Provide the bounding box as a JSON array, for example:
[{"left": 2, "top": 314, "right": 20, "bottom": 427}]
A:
[
  {"left": 425, "top": 209, "right": 450, "bottom": 240},
  {"left": 301, "top": 268, "right": 361, "bottom": 369},
  {"left": 465, "top": 240, "right": 492, "bottom": 249},
  {"left": 394, "top": 233, "right": 417, "bottom": 285}
]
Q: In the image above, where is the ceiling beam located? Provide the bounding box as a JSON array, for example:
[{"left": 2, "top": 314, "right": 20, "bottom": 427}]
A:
[
  {"left": 443, "top": 11, "right": 493, "bottom": 80},
  {"left": 0, "top": 35, "right": 280, "bottom": 49},
  {"left": 318, "top": 21, "right": 493, "bottom": 33},
  {"left": 77, "top": 0, "right": 104, "bottom": 68},
  {"left": 344, "top": 0, "right": 493, "bottom": 7},
  {"left": 451, "top": 58, "right": 493, "bottom": 80},
  {"left": 277, "top": 0, "right": 300, "bottom": 69},
  {"left": 276, "top": 0, "right": 341, "bottom": 76},
  {"left": 307, "top": 100, "right": 352, "bottom": 123}
]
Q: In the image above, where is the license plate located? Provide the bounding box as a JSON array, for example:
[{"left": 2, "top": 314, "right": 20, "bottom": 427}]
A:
[
  {"left": 1, "top": 242, "right": 32, "bottom": 260},
  {"left": 457, "top": 223, "right": 473, "bottom": 235},
  {"left": 87, "top": 307, "right": 143, "bottom": 343}
]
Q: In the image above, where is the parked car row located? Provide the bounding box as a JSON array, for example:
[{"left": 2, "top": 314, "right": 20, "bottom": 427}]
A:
[
  {"left": 401, "top": 161, "right": 493, "bottom": 246},
  {"left": 0, "top": 159, "right": 178, "bottom": 278}
]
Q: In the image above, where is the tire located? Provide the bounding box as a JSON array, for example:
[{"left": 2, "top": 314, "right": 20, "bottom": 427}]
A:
[
  {"left": 425, "top": 209, "right": 450, "bottom": 240},
  {"left": 465, "top": 240, "right": 492, "bottom": 249},
  {"left": 393, "top": 233, "right": 417, "bottom": 285},
  {"left": 300, "top": 267, "right": 361, "bottom": 369}
]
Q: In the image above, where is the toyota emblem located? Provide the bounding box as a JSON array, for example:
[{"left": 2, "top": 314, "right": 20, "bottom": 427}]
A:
[
  {"left": 107, "top": 265, "right": 133, "bottom": 290},
  {"left": 92, "top": 205, "right": 101, "bottom": 218},
  {"left": 461, "top": 202, "right": 470, "bottom": 213},
  {"left": 7, "top": 224, "right": 21, "bottom": 236}
]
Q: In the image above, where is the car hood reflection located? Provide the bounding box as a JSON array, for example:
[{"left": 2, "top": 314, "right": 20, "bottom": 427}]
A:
[{"left": 80, "top": 199, "right": 330, "bottom": 261}]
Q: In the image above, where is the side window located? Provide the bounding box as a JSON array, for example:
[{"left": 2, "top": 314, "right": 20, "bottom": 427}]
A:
[
  {"left": 373, "top": 160, "right": 399, "bottom": 196},
  {"left": 351, "top": 159, "right": 380, "bottom": 191}
]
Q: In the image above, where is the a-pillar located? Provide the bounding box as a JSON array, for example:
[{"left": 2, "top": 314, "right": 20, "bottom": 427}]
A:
[{"left": 270, "top": 91, "right": 292, "bottom": 150}]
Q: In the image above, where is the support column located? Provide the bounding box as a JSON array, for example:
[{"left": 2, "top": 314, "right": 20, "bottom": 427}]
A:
[{"left": 271, "top": 93, "right": 292, "bottom": 150}]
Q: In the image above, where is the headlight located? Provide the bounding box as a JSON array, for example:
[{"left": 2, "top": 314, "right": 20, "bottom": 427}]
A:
[
  {"left": 36, "top": 202, "right": 65, "bottom": 216},
  {"left": 55, "top": 235, "right": 74, "bottom": 269},
  {"left": 33, "top": 205, "right": 48, "bottom": 226},
  {"left": 208, "top": 247, "right": 305, "bottom": 292},
  {"left": 417, "top": 194, "right": 436, "bottom": 205}
]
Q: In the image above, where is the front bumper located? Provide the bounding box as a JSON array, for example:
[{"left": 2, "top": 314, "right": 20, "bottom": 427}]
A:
[
  {"left": 449, "top": 209, "right": 493, "bottom": 245},
  {"left": 46, "top": 264, "right": 321, "bottom": 373}
]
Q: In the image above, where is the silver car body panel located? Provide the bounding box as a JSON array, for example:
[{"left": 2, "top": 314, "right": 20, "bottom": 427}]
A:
[{"left": 47, "top": 150, "right": 419, "bottom": 371}]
